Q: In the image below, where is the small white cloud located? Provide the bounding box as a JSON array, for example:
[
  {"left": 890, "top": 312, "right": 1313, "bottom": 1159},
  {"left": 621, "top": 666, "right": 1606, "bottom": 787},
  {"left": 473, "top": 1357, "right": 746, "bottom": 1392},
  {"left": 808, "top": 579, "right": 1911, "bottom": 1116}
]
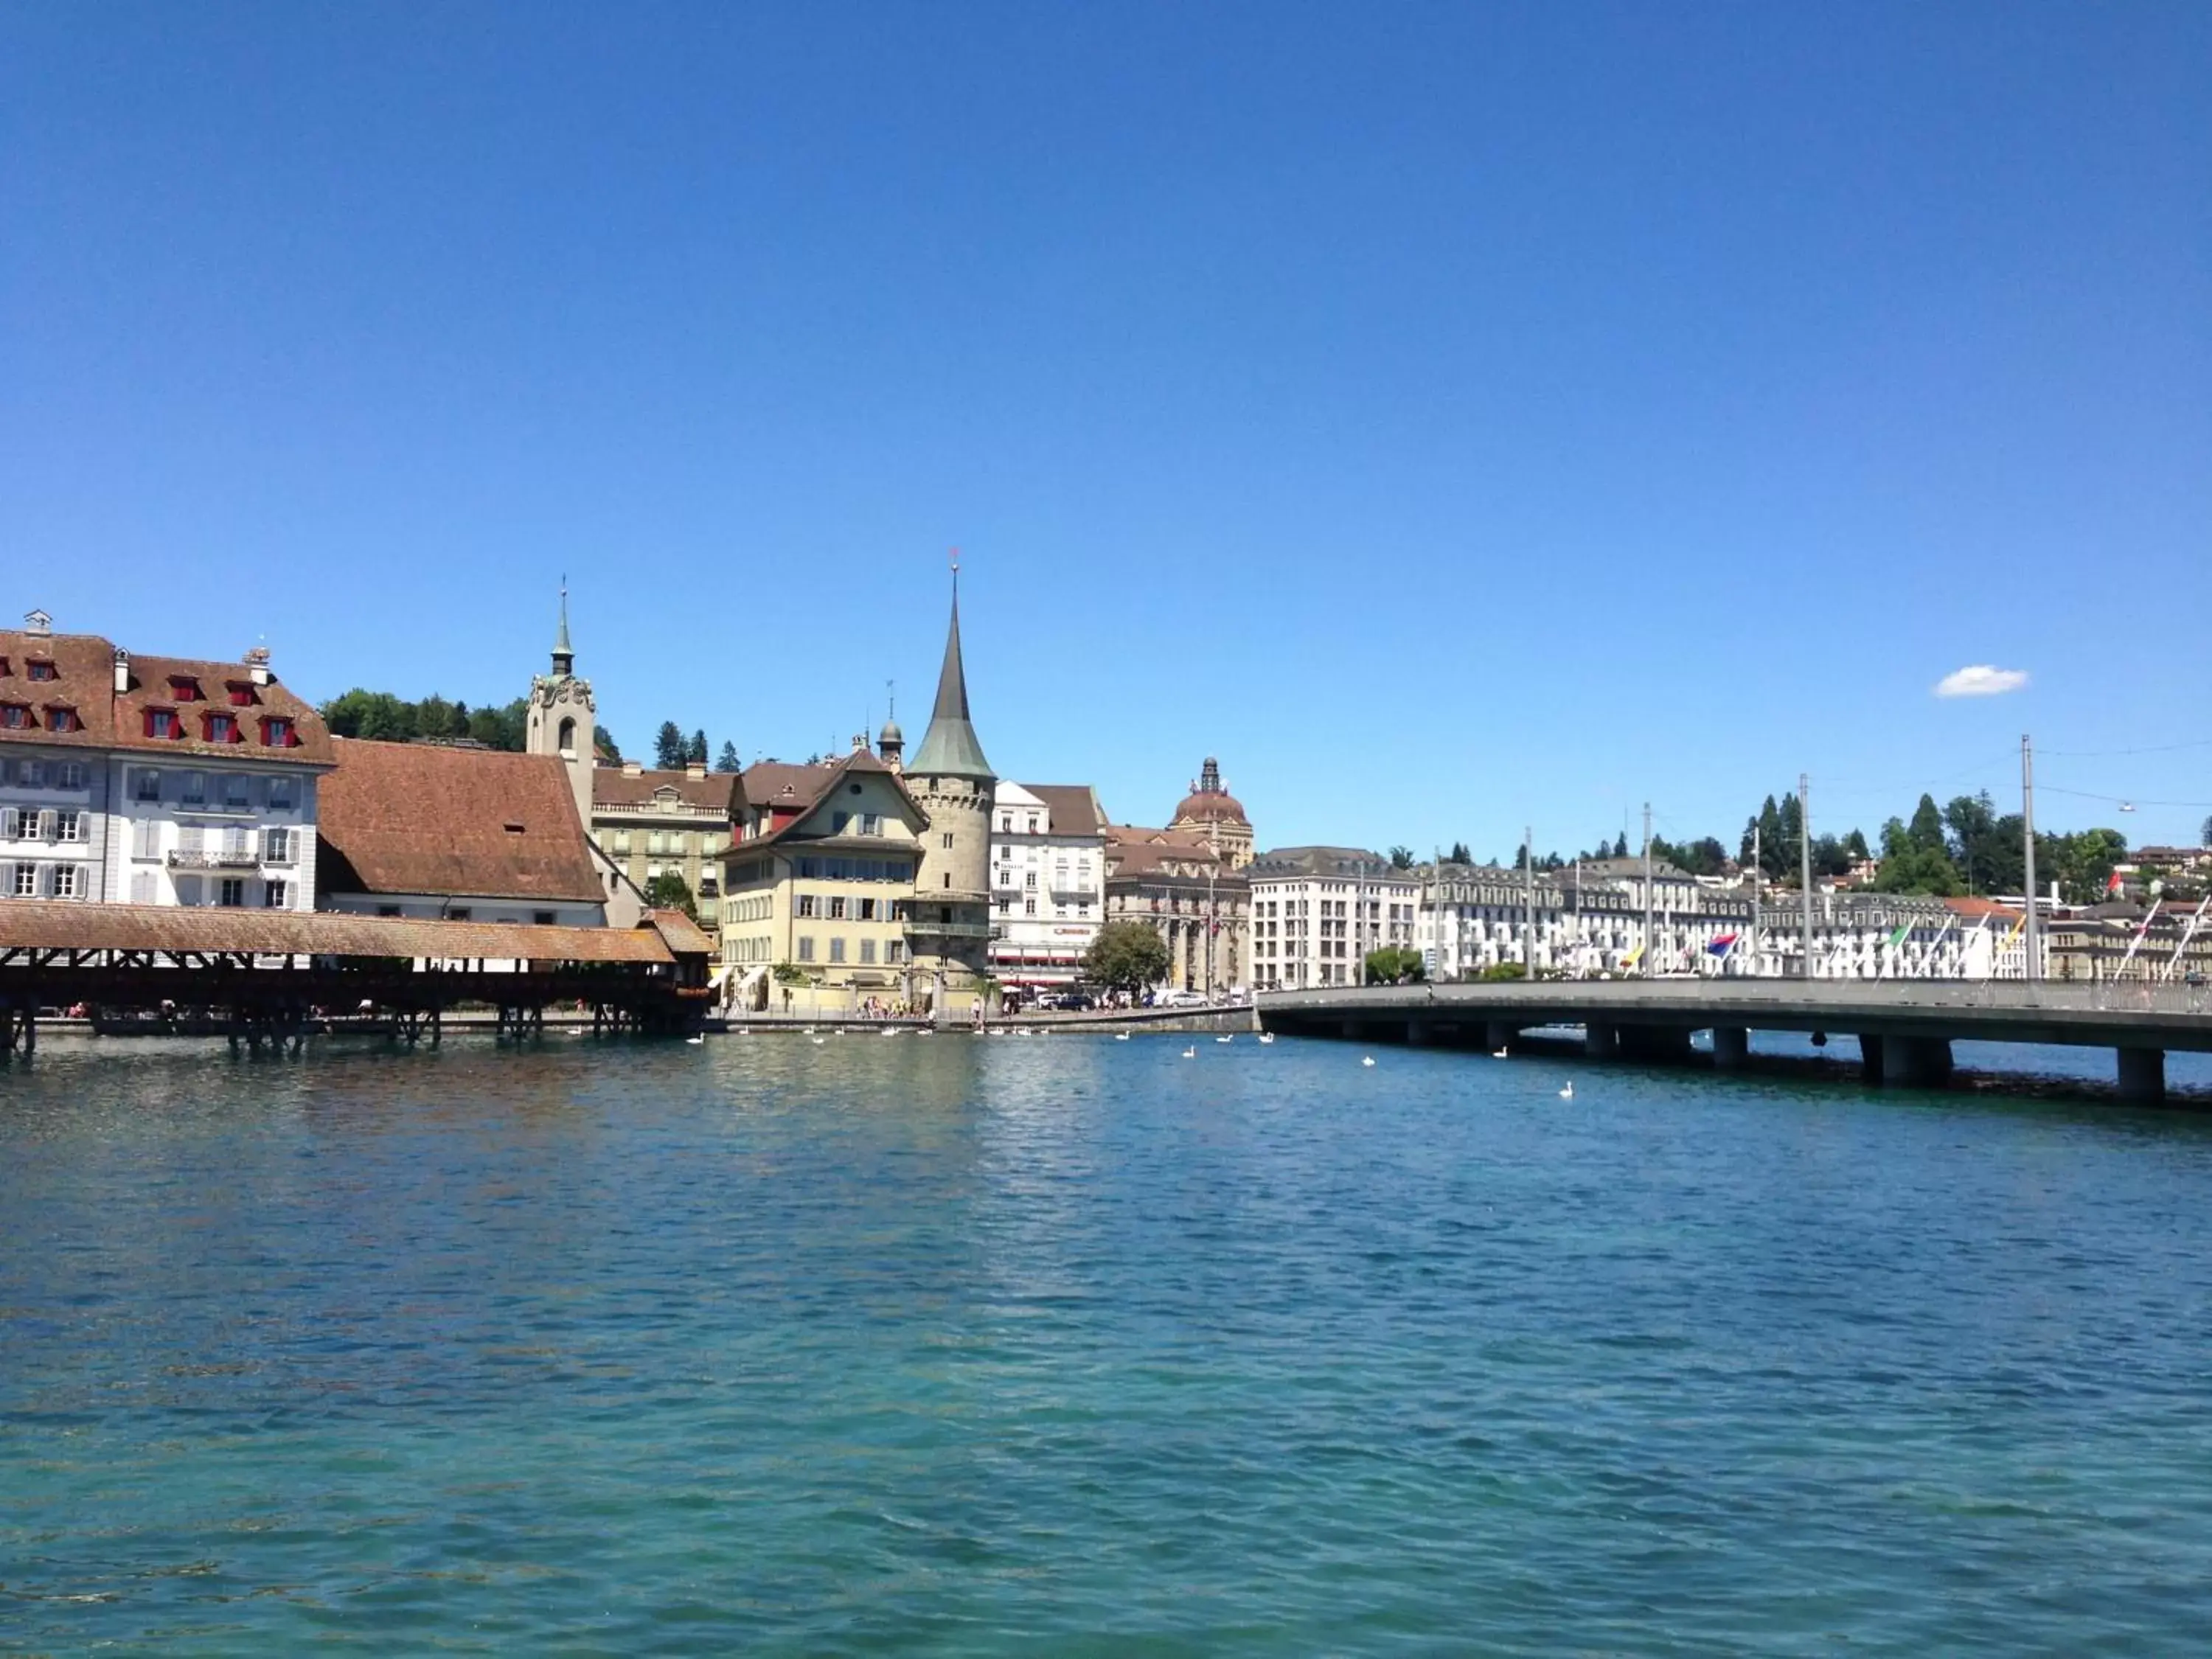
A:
[{"left": 1933, "top": 664, "right": 2030, "bottom": 698}]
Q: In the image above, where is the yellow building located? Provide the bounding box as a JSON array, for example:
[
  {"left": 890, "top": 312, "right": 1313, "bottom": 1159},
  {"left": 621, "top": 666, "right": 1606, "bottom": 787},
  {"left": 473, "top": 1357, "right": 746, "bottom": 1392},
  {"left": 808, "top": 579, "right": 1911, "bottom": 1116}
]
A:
[
  {"left": 590, "top": 760, "right": 737, "bottom": 943},
  {"left": 716, "top": 747, "right": 930, "bottom": 1017}
]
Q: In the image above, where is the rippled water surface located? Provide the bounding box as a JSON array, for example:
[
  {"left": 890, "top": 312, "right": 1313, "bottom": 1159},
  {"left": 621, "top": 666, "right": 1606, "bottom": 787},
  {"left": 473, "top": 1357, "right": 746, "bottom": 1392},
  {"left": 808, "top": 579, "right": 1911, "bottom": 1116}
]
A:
[{"left": 7, "top": 1034, "right": 2212, "bottom": 1654}]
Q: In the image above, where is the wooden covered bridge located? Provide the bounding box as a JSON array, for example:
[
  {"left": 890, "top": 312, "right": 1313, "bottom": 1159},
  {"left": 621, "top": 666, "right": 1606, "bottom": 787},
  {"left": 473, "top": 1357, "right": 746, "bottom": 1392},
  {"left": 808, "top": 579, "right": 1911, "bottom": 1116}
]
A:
[{"left": 0, "top": 902, "right": 714, "bottom": 1053}]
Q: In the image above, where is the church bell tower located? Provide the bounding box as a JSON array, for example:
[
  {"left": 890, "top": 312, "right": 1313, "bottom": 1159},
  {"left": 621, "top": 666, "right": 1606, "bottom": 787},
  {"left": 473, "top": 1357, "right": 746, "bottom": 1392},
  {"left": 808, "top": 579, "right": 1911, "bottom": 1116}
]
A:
[{"left": 526, "top": 581, "right": 597, "bottom": 827}]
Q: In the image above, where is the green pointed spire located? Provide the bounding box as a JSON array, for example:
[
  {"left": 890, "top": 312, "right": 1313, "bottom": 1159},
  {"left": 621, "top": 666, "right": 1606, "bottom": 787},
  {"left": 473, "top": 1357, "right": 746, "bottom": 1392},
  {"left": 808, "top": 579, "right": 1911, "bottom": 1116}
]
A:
[
  {"left": 909, "top": 578, "right": 992, "bottom": 779},
  {"left": 551, "top": 579, "right": 575, "bottom": 677}
]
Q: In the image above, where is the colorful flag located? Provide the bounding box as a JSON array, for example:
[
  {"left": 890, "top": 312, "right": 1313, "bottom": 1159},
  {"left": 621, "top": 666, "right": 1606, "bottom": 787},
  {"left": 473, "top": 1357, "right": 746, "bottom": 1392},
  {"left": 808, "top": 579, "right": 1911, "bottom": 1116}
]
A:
[
  {"left": 1888, "top": 923, "right": 1912, "bottom": 948},
  {"left": 1705, "top": 933, "right": 1738, "bottom": 956}
]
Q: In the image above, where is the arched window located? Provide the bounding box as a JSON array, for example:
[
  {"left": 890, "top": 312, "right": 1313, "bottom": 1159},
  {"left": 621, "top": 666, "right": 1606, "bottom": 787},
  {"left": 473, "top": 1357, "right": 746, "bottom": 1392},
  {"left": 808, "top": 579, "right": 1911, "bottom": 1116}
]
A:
[{"left": 557, "top": 717, "right": 577, "bottom": 754}]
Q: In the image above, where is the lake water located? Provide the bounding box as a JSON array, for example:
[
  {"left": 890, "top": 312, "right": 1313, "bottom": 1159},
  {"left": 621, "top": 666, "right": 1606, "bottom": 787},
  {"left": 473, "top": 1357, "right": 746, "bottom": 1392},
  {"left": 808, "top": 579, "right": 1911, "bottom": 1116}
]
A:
[{"left": 6, "top": 1034, "right": 2212, "bottom": 1654}]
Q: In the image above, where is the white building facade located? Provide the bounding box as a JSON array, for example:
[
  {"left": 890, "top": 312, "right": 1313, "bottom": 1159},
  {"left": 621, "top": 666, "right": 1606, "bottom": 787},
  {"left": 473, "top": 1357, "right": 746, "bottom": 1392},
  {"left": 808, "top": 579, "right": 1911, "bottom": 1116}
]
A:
[
  {"left": 1, "top": 616, "right": 329, "bottom": 911},
  {"left": 1416, "top": 858, "right": 2024, "bottom": 981},
  {"left": 1248, "top": 846, "right": 1420, "bottom": 990},
  {"left": 989, "top": 782, "right": 1109, "bottom": 993}
]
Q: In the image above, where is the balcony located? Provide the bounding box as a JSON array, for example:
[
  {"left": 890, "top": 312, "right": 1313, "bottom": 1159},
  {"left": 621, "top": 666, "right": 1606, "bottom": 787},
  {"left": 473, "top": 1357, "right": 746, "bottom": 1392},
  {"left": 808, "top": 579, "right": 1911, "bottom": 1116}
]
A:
[
  {"left": 167, "top": 849, "right": 260, "bottom": 871},
  {"left": 906, "top": 919, "right": 992, "bottom": 942}
]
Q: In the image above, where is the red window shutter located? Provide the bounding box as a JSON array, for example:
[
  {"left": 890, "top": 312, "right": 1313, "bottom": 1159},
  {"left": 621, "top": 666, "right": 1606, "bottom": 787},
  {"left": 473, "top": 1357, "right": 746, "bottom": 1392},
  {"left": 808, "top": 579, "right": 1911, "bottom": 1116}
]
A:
[{"left": 143, "top": 709, "right": 156, "bottom": 739}]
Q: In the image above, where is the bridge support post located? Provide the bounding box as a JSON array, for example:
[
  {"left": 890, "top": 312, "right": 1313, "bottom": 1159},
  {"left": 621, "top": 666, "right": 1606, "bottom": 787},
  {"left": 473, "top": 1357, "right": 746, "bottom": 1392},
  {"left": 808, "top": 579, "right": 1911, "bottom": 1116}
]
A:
[
  {"left": 1885, "top": 1036, "right": 1952, "bottom": 1088},
  {"left": 1711, "top": 1026, "right": 1749, "bottom": 1069},
  {"left": 1584, "top": 1022, "right": 1618, "bottom": 1060},
  {"left": 1858, "top": 1034, "right": 1885, "bottom": 1085},
  {"left": 2118, "top": 1047, "right": 2166, "bottom": 1105}
]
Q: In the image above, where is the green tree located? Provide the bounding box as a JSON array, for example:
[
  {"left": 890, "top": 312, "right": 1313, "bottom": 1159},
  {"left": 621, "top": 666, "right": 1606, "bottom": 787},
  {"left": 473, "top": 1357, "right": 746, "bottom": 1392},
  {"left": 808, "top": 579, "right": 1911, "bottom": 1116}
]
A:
[
  {"left": 594, "top": 724, "right": 622, "bottom": 762},
  {"left": 644, "top": 871, "right": 699, "bottom": 919},
  {"left": 1083, "top": 920, "right": 1172, "bottom": 998},
  {"left": 1907, "top": 793, "right": 1947, "bottom": 855},
  {"left": 687, "top": 729, "right": 709, "bottom": 766},
  {"left": 1388, "top": 846, "right": 1415, "bottom": 870},
  {"left": 465, "top": 698, "right": 529, "bottom": 751},
  {"left": 654, "top": 721, "right": 686, "bottom": 769},
  {"left": 715, "top": 740, "right": 740, "bottom": 774},
  {"left": 1448, "top": 841, "right": 1472, "bottom": 864},
  {"left": 320, "top": 689, "right": 417, "bottom": 742},
  {"left": 1613, "top": 832, "right": 1629, "bottom": 859},
  {"left": 1477, "top": 961, "right": 1528, "bottom": 981},
  {"left": 1364, "top": 945, "right": 1425, "bottom": 984}
]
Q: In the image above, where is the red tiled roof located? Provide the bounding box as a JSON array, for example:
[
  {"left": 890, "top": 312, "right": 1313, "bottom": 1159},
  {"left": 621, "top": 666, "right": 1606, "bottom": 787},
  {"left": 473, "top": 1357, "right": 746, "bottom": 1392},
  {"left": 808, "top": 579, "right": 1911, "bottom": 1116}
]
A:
[
  {"left": 0, "top": 898, "right": 665, "bottom": 963},
  {"left": 318, "top": 737, "right": 605, "bottom": 903},
  {"left": 1020, "top": 783, "right": 1107, "bottom": 835},
  {"left": 592, "top": 766, "right": 740, "bottom": 813},
  {"left": 726, "top": 751, "right": 928, "bottom": 855},
  {"left": 1944, "top": 897, "right": 2021, "bottom": 920},
  {"left": 0, "top": 630, "right": 332, "bottom": 763},
  {"left": 738, "top": 761, "right": 837, "bottom": 817}
]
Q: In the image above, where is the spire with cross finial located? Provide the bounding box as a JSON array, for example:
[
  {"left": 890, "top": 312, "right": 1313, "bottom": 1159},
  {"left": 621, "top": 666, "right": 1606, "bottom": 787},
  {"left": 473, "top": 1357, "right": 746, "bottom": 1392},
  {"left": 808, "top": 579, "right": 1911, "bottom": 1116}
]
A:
[
  {"left": 909, "top": 552, "right": 991, "bottom": 779},
  {"left": 551, "top": 577, "right": 575, "bottom": 678}
]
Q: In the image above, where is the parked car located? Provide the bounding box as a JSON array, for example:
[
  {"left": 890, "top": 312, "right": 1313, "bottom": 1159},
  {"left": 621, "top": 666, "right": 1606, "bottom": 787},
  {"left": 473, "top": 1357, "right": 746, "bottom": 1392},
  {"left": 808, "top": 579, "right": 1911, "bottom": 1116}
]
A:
[{"left": 1157, "top": 988, "right": 1209, "bottom": 1008}]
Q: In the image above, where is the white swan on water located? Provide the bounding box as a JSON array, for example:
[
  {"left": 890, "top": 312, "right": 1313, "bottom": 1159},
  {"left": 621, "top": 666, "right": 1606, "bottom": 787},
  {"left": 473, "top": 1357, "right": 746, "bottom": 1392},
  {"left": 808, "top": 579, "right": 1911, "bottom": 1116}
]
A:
[
  {"left": 1559, "top": 1080, "right": 1574, "bottom": 1099},
  {"left": 1362, "top": 1056, "right": 1376, "bottom": 1068},
  {"left": 1182, "top": 1046, "right": 1197, "bottom": 1059}
]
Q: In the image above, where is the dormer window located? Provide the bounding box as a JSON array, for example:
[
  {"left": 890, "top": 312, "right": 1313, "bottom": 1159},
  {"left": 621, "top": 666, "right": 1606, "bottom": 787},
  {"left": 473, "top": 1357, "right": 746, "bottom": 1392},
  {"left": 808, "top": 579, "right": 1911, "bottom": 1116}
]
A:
[
  {"left": 27, "top": 660, "right": 56, "bottom": 682},
  {"left": 260, "top": 715, "right": 296, "bottom": 748},
  {"left": 145, "top": 709, "right": 181, "bottom": 740},
  {"left": 204, "top": 711, "right": 239, "bottom": 743},
  {"left": 0, "top": 703, "right": 29, "bottom": 729},
  {"left": 0, "top": 657, "right": 11, "bottom": 677},
  {"left": 168, "top": 676, "right": 204, "bottom": 701},
  {"left": 44, "top": 706, "right": 80, "bottom": 734},
  {"left": 226, "top": 681, "right": 259, "bottom": 707}
]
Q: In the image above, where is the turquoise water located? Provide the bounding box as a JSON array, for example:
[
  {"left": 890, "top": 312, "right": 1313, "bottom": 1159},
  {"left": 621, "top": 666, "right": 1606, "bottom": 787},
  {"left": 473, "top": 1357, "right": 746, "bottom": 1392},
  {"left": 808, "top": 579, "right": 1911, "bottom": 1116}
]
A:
[{"left": 6, "top": 1034, "right": 2212, "bottom": 1655}]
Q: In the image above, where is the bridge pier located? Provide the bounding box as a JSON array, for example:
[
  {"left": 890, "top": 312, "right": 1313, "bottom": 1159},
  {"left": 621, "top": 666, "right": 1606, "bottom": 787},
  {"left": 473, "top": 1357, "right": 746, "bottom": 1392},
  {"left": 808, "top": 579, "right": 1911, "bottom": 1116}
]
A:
[
  {"left": 1862, "top": 1034, "right": 1951, "bottom": 1088},
  {"left": 1711, "top": 1026, "right": 1749, "bottom": 1069},
  {"left": 2118, "top": 1046, "right": 2166, "bottom": 1105},
  {"left": 1583, "top": 1022, "right": 1618, "bottom": 1060}
]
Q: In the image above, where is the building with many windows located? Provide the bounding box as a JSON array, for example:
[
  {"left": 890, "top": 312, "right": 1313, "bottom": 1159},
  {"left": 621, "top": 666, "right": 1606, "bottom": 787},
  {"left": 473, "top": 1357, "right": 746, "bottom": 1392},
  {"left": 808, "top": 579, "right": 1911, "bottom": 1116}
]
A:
[
  {"left": 1102, "top": 826, "right": 1249, "bottom": 996},
  {"left": 989, "top": 782, "right": 1109, "bottom": 995},
  {"left": 1248, "top": 846, "right": 1419, "bottom": 990},
  {"left": 715, "top": 746, "right": 927, "bottom": 1015},
  {"left": 590, "top": 760, "right": 738, "bottom": 943},
  {"left": 0, "top": 611, "right": 332, "bottom": 909}
]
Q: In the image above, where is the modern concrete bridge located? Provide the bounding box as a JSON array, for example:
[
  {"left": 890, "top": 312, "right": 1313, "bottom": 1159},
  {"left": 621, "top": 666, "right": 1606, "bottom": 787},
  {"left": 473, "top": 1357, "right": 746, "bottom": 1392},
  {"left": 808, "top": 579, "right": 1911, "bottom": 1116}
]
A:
[{"left": 1256, "top": 980, "right": 2212, "bottom": 1103}]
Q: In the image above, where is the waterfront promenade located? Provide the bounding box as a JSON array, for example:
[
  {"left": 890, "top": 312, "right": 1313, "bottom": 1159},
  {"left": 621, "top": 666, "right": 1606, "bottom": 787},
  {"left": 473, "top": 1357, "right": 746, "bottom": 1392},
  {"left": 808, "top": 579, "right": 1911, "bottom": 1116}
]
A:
[{"left": 1260, "top": 979, "right": 2212, "bottom": 1102}]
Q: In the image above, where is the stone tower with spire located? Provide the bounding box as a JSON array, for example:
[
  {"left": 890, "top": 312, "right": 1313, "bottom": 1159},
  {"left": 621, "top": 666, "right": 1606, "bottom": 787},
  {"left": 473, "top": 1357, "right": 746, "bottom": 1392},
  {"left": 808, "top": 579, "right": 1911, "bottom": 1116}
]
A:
[
  {"left": 905, "top": 573, "right": 994, "bottom": 1020},
  {"left": 526, "top": 582, "right": 597, "bottom": 827}
]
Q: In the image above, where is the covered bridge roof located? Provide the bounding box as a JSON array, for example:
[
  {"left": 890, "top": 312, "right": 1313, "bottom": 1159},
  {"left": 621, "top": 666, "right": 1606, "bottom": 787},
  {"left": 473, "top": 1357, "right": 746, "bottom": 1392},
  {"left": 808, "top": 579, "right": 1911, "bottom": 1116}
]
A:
[{"left": 0, "top": 901, "right": 678, "bottom": 964}]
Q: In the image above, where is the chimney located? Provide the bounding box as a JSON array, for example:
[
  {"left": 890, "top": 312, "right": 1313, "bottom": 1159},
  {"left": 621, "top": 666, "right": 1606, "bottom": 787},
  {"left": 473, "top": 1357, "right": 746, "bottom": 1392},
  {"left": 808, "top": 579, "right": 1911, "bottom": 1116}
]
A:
[
  {"left": 686, "top": 762, "right": 707, "bottom": 780},
  {"left": 244, "top": 645, "right": 272, "bottom": 686},
  {"left": 112, "top": 647, "right": 130, "bottom": 695},
  {"left": 622, "top": 759, "right": 643, "bottom": 777},
  {"left": 24, "top": 609, "right": 52, "bottom": 637}
]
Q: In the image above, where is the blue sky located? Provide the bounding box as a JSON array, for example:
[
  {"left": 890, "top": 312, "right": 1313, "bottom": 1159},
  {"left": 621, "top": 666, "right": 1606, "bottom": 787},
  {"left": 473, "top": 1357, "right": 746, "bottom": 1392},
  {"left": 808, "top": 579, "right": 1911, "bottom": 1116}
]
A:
[{"left": 5, "top": 2, "right": 2207, "bottom": 858}]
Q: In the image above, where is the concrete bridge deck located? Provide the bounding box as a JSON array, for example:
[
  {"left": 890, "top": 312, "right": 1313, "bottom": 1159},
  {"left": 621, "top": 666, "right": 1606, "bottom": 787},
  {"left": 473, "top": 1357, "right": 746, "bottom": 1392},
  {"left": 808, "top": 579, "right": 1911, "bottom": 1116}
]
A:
[{"left": 1258, "top": 980, "right": 2212, "bottom": 1102}]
